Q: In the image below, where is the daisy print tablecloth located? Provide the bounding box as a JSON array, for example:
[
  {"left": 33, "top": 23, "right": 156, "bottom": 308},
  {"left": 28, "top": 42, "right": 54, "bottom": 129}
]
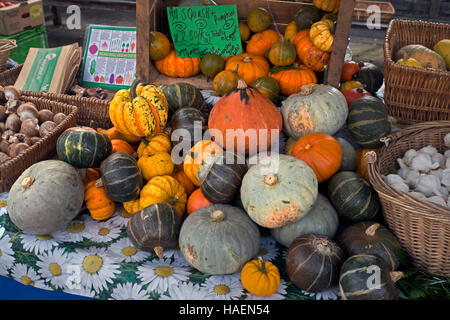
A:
[{"left": 0, "top": 192, "right": 340, "bottom": 300}]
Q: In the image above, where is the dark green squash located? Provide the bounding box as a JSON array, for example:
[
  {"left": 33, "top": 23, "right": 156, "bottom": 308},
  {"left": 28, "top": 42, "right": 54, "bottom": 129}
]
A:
[
  {"left": 271, "top": 193, "right": 339, "bottom": 247},
  {"left": 336, "top": 137, "right": 357, "bottom": 172},
  {"left": 198, "top": 151, "right": 247, "bottom": 204},
  {"left": 252, "top": 76, "right": 280, "bottom": 102},
  {"left": 286, "top": 234, "right": 345, "bottom": 293},
  {"left": 339, "top": 221, "right": 402, "bottom": 271},
  {"left": 347, "top": 96, "right": 390, "bottom": 148},
  {"left": 294, "top": 5, "right": 321, "bottom": 31},
  {"left": 355, "top": 62, "right": 384, "bottom": 95},
  {"left": 161, "top": 82, "right": 205, "bottom": 115},
  {"left": 98, "top": 152, "right": 143, "bottom": 202},
  {"left": 339, "top": 254, "right": 401, "bottom": 300},
  {"left": 56, "top": 129, "right": 112, "bottom": 168},
  {"left": 328, "top": 171, "right": 380, "bottom": 221},
  {"left": 200, "top": 53, "right": 225, "bottom": 79},
  {"left": 179, "top": 204, "right": 260, "bottom": 275},
  {"left": 168, "top": 107, "right": 207, "bottom": 152},
  {"left": 127, "top": 203, "right": 181, "bottom": 258}
]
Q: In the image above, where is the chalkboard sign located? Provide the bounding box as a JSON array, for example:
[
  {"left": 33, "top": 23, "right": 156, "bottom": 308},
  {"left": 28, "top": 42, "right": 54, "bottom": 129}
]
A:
[{"left": 167, "top": 5, "right": 243, "bottom": 58}]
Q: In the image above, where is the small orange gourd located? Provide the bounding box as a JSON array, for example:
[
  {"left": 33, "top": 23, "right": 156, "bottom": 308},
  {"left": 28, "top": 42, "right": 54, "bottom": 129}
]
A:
[
  {"left": 111, "top": 139, "right": 136, "bottom": 155},
  {"left": 241, "top": 256, "right": 281, "bottom": 297},
  {"left": 172, "top": 171, "right": 195, "bottom": 196},
  {"left": 84, "top": 180, "right": 116, "bottom": 220}
]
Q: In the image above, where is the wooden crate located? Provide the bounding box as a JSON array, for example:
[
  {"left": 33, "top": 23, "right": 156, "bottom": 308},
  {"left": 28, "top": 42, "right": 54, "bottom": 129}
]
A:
[
  {"left": 353, "top": 1, "right": 396, "bottom": 23},
  {"left": 136, "top": 0, "right": 356, "bottom": 89}
]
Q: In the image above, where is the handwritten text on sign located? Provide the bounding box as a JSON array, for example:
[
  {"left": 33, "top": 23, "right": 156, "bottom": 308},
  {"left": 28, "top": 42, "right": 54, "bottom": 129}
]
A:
[{"left": 167, "top": 5, "right": 243, "bottom": 58}]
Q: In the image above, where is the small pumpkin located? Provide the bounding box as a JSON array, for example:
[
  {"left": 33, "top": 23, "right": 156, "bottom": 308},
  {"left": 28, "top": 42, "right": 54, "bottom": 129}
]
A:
[
  {"left": 270, "top": 64, "right": 317, "bottom": 97},
  {"left": 111, "top": 139, "right": 135, "bottom": 155},
  {"left": 339, "top": 221, "right": 402, "bottom": 271},
  {"left": 187, "top": 188, "right": 212, "bottom": 215},
  {"left": 56, "top": 128, "right": 112, "bottom": 168},
  {"left": 310, "top": 19, "right": 335, "bottom": 52},
  {"left": 123, "top": 198, "right": 142, "bottom": 215},
  {"left": 149, "top": 31, "right": 171, "bottom": 60},
  {"left": 313, "top": 0, "right": 341, "bottom": 13},
  {"left": 395, "top": 44, "right": 446, "bottom": 71},
  {"left": 252, "top": 76, "right": 280, "bottom": 102},
  {"left": 154, "top": 49, "right": 201, "bottom": 78},
  {"left": 97, "top": 127, "right": 140, "bottom": 145},
  {"left": 339, "top": 254, "right": 401, "bottom": 300},
  {"left": 290, "top": 133, "right": 343, "bottom": 183},
  {"left": 271, "top": 193, "right": 339, "bottom": 247},
  {"left": 328, "top": 171, "right": 380, "bottom": 221},
  {"left": 240, "top": 154, "right": 318, "bottom": 228},
  {"left": 396, "top": 58, "right": 423, "bottom": 68},
  {"left": 140, "top": 175, "right": 187, "bottom": 218},
  {"left": 179, "top": 204, "right": 260, "bottom": 275},
  {"left": 336, "top": 137, "right": 357, "bottom": 172},
  {"left": 98, "top": 152, "right": 143, "bottom": 202},
  {"left": 137, "top": 152, "right": 174, "bottom": 181},
  {"left": 200, "top": 53, "right": 225, "bottom": 79},
  {"left": 293, "top": 29, "right": 330, "bottom": 72},
  {"left": 224, "top": 53, "right": 270, "bottom": 85},
  {"left": 294, "top": 5, "right": 321, "bottom": 30},
  {"left": 284, "top": 21, "right": 298, "bottom": 43},
  {"left": 183, "top": 140, "right": 223, "bottom": 186},
  {"left": 213, "top": 67, "right": 240, "bottom": 96},
  {"left": 433, "top": 39, "right": 450, "bottom": 69},
  {"left": 137, "top": 132, "right": 172, "bottom": 158},
  {"left": 343, "top": 86, "right": 371, "bottom": 107},
  {"left": 341, "top": 61, "right": 360, "bottom": 81},
  {"left": 340, "top": 80, "right": 364, "bottom": 94},
  {"left": 286, "top": 234, "right": 345, "bottom": 292},
  {"left": 168, "top": 107, "right": 207, "bottom": 152},
  {"left": 82, "top": 168, "right": 101, "bottom": 185},
  {"left": 172, "top": 170, "right": 195, "bottom": 196},
  {"left": 84, "top": 180, "right": 115, "bottom": 221},
  {"left": 247, "top": 7, "right": 272, "bottom": 33},
  {"left": 238, "top": 21, "right": 251, "bottom": 42},
  {"left": 356, "top": 148, "right": 379, "bottom": 180},
  {"left": 267, "top": 41, "right": 297, "bottom": 67},
  {"left": 127, "top": 203, "right": 181, "bottom": 258},
  {"left": 355, "top": 62, "right": 384, "bottom": 95},
  {"left": 161, "top": 82, "right": 205, "bottom": 115},
  {"left": 246, "top": 30, "right": 282, "bottom": 57},
  {"left": 241, "top": 256, "right": 280, "bottom": 297}
]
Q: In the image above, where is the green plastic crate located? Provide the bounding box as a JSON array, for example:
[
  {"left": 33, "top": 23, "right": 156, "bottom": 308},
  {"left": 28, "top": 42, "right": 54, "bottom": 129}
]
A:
[{"left": 0, "top": 24, "right": 48, "bottom": 64}]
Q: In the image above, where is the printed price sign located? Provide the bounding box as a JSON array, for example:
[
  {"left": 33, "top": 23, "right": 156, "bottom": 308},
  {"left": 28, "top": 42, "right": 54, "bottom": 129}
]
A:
[{"left": 167, "top": 5, "right": 243, "bottom": 58}]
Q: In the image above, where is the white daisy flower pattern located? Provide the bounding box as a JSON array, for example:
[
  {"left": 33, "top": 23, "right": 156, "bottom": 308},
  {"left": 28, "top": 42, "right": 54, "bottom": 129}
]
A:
[
  {"left": 162, "top": 248, "right": 190, "bottom": 266},
  {"left": 36, "top": 247, "right": 74, "bottom": 289},
  {"left": 107, "top": 237, "right": 151, "bottom": 263},
  {"left": 63, "top": 285, "right": 97, "bottom": 298},
  {"left": 20, "top": 233, "right": 60, "bottom": 255},
  {"left": 110, "top": 282, "right": 149, "bottom": 300},
  {"left": 0, "top": 230, "right": 15, "bottom": 276},
  {"left": 138, "top": 258, "right": 191, "bottom": 294},
  {"left": 255, "top": 236, "right": 279, "bottom": 261},
  {"left": 160, "top": 282, "right": 210, "bottom": 300},
  {"left": 51, "top": 216, "right": 91, "bottom": 243},
  {"left": 70, "top": 248, "right": 121, "bottom": 293},
  {"left": 11, "top": 263, "right": 48, "bottom": 290},
  {"left": 108, "top": 207, "right": 132, "bottom": 228},
  {"left": 301, "top": 286, "right": 341, "bottom": 300},
  {"left": 245, "top": 279, "right": 288, "bottom": 300},
  {"left": 84, "top": 218, "right": 122, "bottom": 243},
  {"left": 202, "top": 274, "right": 244, "bottom": 300}
]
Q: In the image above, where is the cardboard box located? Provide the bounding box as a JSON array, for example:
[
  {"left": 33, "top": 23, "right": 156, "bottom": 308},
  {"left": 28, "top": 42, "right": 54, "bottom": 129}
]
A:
[{"left": 0, "top": 0, "right": 45, "bottom": 36}]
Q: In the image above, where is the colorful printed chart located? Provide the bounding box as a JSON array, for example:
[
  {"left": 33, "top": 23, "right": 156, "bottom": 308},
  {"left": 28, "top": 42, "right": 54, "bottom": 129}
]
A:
[{"left": 80, "top": 25, "right": 136, "bottom": 90}]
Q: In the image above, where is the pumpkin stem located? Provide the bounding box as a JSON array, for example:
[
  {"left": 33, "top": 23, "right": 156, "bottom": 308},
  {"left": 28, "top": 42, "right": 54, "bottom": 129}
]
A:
[
  {"left": 304, "top": 144, "right": 312, "bottom": 150},
  {"left": 154, "top": 246, "right": 164, "bottom": 259},
  {"left": 299, "top": 84, "right": 313, "bottom": 96},
  {"left": 95, "top": 178, "right": 104, "bottom": 188},
  {"left": 365, "top": 223, "right": 380, "bottom": 237},
  {"left": 264, "top": 174, "right": 278, "bottom": 186},
  {"left": 390, "top": 271, "right": 404, "bottom": 283},
  {"left": 21, "top": 176, "right": 35, "bottom": 189},
  {"left": 130, "top": 77, "right": 145, "bottom": 100},
  {"left": 243, "top": 56, "right": 252, "bottom": 63},
  {"left": 210, "top": 210, "right": 225, "bottom": 222},
  {"left": 258, "top": 256, "right": 266, "bottom": 273},
  {"left": 237, "top": 78, "right": 248, "bottom": 90}
]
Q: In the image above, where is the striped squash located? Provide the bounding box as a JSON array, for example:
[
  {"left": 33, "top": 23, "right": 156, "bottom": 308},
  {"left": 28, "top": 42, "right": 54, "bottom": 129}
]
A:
[
  {"left": 109, "top": 83, "right": 168, "bottom": 138},
  {"left": 98, "top": 152, "right": 143, "bottom": 202},
  {"left": 339, "top": 221, "right": 402, "bottom": 271},
  {"left": 339, "top": 254, "right": 400, "bottom": 300},
  {"left": 347, "top": 96, "right": 390, "bottom": 148},
  {"left": 161, "top": 82, "right": 205, "bottom": 115},
  {"left": 56, "top": 128, "right": 112, "bottom": 168},
  {"left": 327, "top": 171, "right": 380, "bottom": 221}
]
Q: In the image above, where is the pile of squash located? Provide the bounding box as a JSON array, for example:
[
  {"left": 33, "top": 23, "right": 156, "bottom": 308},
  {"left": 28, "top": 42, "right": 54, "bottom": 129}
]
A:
[{"left": 395, "top": 40, "right": 450, "bottom": 71}]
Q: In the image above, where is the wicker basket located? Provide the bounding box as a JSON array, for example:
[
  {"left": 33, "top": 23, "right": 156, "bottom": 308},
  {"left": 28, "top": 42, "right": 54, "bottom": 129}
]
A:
[
  {"left": 383, "top": 19, "right": 450, "bottom": 125},
  {"left": 0, "top": 40, "right": 17, "bottom": 73},
  {"left": 367, "top": 121, "right": 450, "bottom": 277},
  {"left": 0, "top": 96, "right": 78, "bottom": 192}
]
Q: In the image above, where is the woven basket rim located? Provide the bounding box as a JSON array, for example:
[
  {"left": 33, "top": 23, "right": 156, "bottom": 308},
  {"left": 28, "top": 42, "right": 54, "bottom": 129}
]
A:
[{"left": 367, "top": 121, "right": 450, "bottom": 219}]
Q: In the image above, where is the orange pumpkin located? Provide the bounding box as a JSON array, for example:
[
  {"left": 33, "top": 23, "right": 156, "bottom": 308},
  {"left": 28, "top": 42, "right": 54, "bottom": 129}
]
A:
[
  {"left": 84, "top": 180, "right": 116, "bottom": 221},
  {"left": 149, "top": 31, "right": 171, "bottom": 60},
  {"left": 154, "top": 49, "right": 201, "bottom": 78},
  {"left": 183, "top": 140, "right": 223, "bottom": 186},
  {"left": 171, "top": 170, "right": 195, "bottom": 196},
  {"left": 246, "top": 30, "right": 282, "bottom": 57},
  {"left": 97, "top": 127, "right": 140, "bottom": 145},
  {"left": 111, "top": 139, "right": 135, "bottom": 155},
  {"left": 187, "top": 188, "right": 213, "bottom": 215},
  {"left": 313, "top": 0, "right": 341, "bottom": 13},
  {"left": 270, "top": 64, "right": 317, "bottom": 96},
  {"left": 293, "top": 29, "right": 330, "bottom": 72},
  {"left": 82, "top": 168, "right": 101, "bottom": 185},
  {"left": 290, "top": 133, "right": 343, "bottom": 183},
  {"left": 341, "top": 61, "right": 360, "bottom": 81},
  {"left": 225, "top": 53, "right": 270, "bottom": 86},
  {"left": 356, "top": 148, "right": 379, "bottom": 180}
]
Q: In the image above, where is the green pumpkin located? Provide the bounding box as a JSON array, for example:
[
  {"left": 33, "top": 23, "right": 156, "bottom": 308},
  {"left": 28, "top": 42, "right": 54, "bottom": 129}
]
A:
[
  {"left": 294, "top": 5, "right": 321, "bottom": 31},
  {"left": 241, "top": 154, "right": 318, "bottom": 228},
  {"left": 328, "top": 171, "right": 380, "bottom": 221},
  {"left": 252, "top": 76, "right": 280, "bottom": 102},
  {"left": 339, "top": 254, "right": 400, "bottom": 300},
  {"left": 99, "top": 152, "right": 143, "bottom": 202},
  {"left": 271, "top": 193, "right": 339, "bottom": 247},
  {"left": 355, "top": 62, "right": 384, "bottom": 95},
  {"left": 336, "top": 137, "right": 357, "bottom": 172},
  {"left": 161, "top": 82, "right": 206, "bottom": 115},
  {"left": 200, "top": 53, "right": 225, "bottom": 79},
  {"left": 56, "top": 129, "right": 112, "bottom": 168},
  {"left": 179, "top": 204, "right": 260, "bottom": 275},
  {"left": 339, "top": 221, "right": 402, "bottom": 271},
  {"left": 347, "top": 96, "right": 390, "bottom": 148},
  {"left": 8, "top": 160, "right": 84, "bottom": 235}
]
